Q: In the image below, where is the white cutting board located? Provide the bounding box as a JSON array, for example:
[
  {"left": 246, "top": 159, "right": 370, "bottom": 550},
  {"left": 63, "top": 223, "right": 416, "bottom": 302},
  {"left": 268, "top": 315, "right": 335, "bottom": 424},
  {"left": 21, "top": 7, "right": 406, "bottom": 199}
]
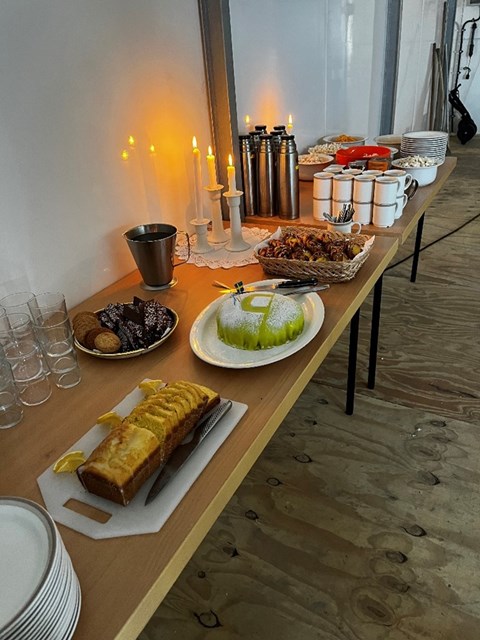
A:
[{"left": 37, "top": 383, "right": 248, "bottom": 539}]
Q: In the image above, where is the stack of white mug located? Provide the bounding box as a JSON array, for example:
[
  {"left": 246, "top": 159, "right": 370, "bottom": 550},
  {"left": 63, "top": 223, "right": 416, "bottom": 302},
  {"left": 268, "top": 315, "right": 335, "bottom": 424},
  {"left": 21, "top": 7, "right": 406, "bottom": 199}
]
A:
[{"left": 313, "top": 167, "right": 414, "bottom": 228}]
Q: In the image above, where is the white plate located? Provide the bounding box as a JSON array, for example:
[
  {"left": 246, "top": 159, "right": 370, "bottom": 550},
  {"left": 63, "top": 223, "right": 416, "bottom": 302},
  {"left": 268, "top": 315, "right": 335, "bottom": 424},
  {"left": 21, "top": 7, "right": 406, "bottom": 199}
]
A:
[
  {"left": 190, "top": 280, "right": 325, "bottom": 368},
  {"left": 0, "top": 498, "right": 56, "bottom": 634}
]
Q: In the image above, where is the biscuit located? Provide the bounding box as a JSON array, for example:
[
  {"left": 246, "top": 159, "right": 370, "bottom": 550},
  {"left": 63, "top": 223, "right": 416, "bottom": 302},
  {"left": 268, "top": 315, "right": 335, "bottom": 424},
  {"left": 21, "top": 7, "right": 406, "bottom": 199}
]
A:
[
  {"left": 74, "top": 316, "right": 100, "bottom": 345},
  {"left": 94, "top": 332, "right": 122, "bottom": 354},
  {"left": 84, "top": 327, "right": 114, "bottom": 351}
]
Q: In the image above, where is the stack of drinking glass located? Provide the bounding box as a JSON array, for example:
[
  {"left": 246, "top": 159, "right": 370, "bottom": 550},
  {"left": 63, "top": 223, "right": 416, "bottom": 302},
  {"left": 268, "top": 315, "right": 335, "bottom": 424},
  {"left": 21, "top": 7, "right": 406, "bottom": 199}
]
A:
[{"left": 0, "top": 292, "right": 81, "bottom": 429}]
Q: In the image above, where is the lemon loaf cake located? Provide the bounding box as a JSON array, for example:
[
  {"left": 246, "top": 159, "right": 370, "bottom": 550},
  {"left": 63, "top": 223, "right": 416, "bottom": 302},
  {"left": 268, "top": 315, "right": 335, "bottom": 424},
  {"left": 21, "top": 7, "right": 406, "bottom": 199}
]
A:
[
  {"left": 77, "top": 380, "right": 220, "bottom": 505},
  {"left": 216, "top": 292, "right": 304, "bottom": 350}
]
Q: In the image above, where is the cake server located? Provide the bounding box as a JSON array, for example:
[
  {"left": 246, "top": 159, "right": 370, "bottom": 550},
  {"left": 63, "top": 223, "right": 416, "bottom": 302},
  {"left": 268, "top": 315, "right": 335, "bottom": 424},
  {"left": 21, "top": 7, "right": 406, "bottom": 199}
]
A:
[
  {"left": 217, "top": 278, "right": 318, "bottom": 294},
  {"left": 145, "top": 400, "right": 233, "bottom": 505}
]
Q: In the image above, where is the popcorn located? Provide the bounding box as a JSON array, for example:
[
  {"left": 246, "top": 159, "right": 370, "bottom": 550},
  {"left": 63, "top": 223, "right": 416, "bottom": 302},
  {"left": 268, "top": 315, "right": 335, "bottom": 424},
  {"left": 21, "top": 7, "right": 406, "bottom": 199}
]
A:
[{"left": 395, "top": 155, "right": 439, "bottom": 168}]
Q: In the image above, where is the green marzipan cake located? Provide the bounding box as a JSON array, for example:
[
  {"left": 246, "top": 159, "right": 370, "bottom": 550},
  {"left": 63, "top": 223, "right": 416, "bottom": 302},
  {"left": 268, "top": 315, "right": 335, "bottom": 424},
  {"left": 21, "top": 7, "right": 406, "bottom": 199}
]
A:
[{"left": 216, "top": 292, "right": 305, "bottom": 350}]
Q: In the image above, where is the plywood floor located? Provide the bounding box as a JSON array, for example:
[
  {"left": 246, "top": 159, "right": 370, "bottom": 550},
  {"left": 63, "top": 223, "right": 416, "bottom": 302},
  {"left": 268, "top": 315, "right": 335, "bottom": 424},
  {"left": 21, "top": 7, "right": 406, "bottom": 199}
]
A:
[{"left": 139, "top": 137, "right": 480, "bottom": 640}]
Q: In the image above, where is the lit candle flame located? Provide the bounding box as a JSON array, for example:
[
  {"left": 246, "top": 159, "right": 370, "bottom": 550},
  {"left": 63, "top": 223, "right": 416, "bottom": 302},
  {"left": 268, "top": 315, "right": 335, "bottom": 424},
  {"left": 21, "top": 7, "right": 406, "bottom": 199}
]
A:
[
  {"left": 244, "top": 115, "right": 250, "bottom": 125},
  {"left": 192, "top": 136, "right": 198, "bottom": 149},
  {"left": 288, "top": 114, "right": 293, "bottom": 126},
  {"left": 149, "top": 144, "right": 156, "bottom": 154},
  {"left": 128, "top": 135, "right": 135, "bottom": 147},
  {"left": 228, "top": 154, "right": 233, "bottom": 166},
  {"left": 208, "top": 145, "right": 213, "bottom": 155},
  {"left": 121, "top": 149, "right": 129, "bottom": 161}
]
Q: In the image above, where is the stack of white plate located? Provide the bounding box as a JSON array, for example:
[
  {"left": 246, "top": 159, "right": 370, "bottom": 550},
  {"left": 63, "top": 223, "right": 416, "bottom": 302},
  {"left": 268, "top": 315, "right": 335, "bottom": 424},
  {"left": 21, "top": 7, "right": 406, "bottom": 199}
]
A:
[
  {"left": 0, "top": 497, "right": 81, "bottom": 640},
  {"left": 400, "top": 130, "right": 449, "bottom": 161}
]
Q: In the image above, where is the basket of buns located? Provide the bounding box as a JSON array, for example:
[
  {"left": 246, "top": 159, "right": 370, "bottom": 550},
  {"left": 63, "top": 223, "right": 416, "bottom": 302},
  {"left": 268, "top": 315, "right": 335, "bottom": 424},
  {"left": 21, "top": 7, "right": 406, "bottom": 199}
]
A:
[{"left": 254, "top": 226, "right": 374, "bottom": 283}]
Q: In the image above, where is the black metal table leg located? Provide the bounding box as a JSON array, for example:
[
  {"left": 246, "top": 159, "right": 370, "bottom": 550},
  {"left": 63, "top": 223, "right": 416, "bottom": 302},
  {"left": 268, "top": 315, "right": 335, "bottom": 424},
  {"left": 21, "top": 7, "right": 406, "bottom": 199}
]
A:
[
  {"left": 410, "top": 212, "right": 425, "bottom": 283},
  {"left": 368, "top": 275, "right": 383, "bottom": 390},
  {"left": 345, "top": 309, "right": 360, "bottom": 415}
]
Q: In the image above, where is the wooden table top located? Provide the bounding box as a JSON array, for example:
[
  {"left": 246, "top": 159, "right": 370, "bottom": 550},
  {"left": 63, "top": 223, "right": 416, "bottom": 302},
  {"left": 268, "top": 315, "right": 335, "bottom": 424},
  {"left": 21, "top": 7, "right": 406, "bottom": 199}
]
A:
[
  {"left": 245, "top": 157, "right": 457, "bottom": 245},
  {"left": 0, "top": 234, "right": 398, "bottom": 640}
]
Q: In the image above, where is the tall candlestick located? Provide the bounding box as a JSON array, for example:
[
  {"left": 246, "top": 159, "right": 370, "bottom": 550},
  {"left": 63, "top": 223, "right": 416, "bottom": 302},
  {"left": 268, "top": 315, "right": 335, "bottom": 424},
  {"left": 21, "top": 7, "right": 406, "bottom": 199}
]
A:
[
  {"left": 192, "top": 136, "right": 203, "bottom": 222},
  {"left": 227, "top": 154, "right": 237, "bottom": 192},
  {"left": 206, "top": 146, "right": 218, "bottom": 188}
]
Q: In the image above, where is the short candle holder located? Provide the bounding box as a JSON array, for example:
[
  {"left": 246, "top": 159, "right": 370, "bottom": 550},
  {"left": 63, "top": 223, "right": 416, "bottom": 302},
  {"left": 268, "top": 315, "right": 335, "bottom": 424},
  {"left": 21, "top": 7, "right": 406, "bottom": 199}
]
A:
[
  {"left": 190, "top": 218, "right": 213, "bottom": 254},
  {"left": 205, "top": 184, "right": 228, "bottom": 244},
  {"left": 223, "top": 189, "right": 250, "bottom": 252}
]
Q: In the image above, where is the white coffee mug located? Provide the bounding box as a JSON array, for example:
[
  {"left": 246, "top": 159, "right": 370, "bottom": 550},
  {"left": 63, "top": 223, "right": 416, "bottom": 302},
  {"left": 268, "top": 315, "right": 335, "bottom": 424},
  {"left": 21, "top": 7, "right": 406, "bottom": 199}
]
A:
[
  {"left": 342, "top": 168, "right": 363, "bottom": 176},
  {"left": 313, "top": 198, "right": 331, "bottom": 220},
  {"left": 327, "top": 164, "right": 345, "bottom": 174},
  {"left": 332, "top": 174, "right": 354, "bottom": 201},
  {"left": 363, "top": 169, "right": 383, "bottom": 177},
  {"left": 373, "top": 202, "right": 396, "bottom": 228},
  {"left": 353, "top": 201, "right": 372, "bottom": 225},
  {"left": 395, "top": 193, "right": 408, "bottom": 219},
  {"left": 374, "top": 176, "right": 398, "bottom": 205},
  {"left": 384, "top": 169, "right": 413, "bottom": 195},
  {"left": 313, "top": 172, "right": 334, "bottom": 199},
  {"left": 353, "top": 175, "right": 375, "bottom": 203},
  {"left": 327, "top": 220, "right": 362, "bottom": 234}
]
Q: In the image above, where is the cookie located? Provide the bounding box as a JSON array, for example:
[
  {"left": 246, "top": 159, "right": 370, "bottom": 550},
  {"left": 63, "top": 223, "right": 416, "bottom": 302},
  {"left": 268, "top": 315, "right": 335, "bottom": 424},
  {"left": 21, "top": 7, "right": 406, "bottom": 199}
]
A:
[
  {"left": 94, "top": 331, "right": 122, "bottom": 354},
  {"left": 73, "top": 315, "right": 100, "bottom": 345},
  {"left": 84, "top": 327, "right": 114, "bottom": 351}
]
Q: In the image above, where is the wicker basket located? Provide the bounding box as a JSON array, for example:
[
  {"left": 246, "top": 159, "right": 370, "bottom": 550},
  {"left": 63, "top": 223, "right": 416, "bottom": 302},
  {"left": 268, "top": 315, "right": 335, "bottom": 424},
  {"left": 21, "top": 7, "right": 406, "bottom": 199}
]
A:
[{"left": 254, "top": 226, "right": 374, "bottom": 283}]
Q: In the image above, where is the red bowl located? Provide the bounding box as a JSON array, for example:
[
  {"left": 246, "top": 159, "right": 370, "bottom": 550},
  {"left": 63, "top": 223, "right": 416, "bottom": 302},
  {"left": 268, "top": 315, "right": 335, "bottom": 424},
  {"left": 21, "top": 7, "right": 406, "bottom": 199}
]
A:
[{"left": 336, "top": 145, "right": 392, "bottom": 165}]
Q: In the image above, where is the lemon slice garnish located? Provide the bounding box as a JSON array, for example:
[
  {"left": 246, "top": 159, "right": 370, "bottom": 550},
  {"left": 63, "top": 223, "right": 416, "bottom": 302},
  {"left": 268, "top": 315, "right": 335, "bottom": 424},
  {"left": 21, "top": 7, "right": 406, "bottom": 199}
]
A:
[
  {"left": 53, "top": 451, "right": 86, "bottom": 473},
  {"left": 96, "top": 411, "right": 122, "bottom": 427},
  {"left": 138, "top": 379, "right": 165, "bottom": 397}
]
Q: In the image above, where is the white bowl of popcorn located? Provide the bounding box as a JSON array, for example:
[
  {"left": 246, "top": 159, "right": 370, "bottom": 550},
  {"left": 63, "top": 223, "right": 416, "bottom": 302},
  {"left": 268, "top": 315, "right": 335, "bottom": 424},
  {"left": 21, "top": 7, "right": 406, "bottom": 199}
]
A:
[
  {"left": 391, "top": 155, "right": 444, "bottom": 186},
  {"left": 298, "top": 153, "right": 334, "bottom": 181}
]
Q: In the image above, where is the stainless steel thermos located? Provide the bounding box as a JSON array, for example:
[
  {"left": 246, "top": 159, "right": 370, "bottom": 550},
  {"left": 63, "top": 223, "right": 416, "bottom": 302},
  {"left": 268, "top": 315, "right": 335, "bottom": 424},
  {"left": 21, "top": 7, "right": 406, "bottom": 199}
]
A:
[
  {"left": 238, "top": 123, "right": 299, "bottom": 219},
  {"left": 257, "top": 134, "right": 275, "bottom": 216},
  {"left": 276, "top": 134, "right": 299, "bottom": 219}
]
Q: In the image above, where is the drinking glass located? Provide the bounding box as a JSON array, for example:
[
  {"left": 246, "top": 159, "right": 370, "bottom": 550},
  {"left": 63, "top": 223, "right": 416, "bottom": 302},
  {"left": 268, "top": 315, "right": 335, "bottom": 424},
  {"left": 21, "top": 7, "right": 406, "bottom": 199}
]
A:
[
  {"left": 0, "top": 360, "right": 24, "bottom": 428},
  {"left": 0, "top": 292, "right": 35, "bottom": 317},
  {"left": 33, "top": 310, "right": 81, "bottom": 389}
]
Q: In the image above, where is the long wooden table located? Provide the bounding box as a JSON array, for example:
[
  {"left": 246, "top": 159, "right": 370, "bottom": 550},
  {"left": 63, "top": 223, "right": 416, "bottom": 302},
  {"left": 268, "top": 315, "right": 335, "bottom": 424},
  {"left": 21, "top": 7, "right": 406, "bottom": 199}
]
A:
[
  {"left": 245, "top": 158, "right": 457, "bottom": 396},
  {"left": 1, "top": 235, "right": 397, "bottom": 639}
]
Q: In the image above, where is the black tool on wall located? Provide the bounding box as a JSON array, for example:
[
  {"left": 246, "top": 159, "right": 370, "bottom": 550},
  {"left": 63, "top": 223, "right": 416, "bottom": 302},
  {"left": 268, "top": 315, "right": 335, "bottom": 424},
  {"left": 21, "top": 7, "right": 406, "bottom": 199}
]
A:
[{"left": 449, "top": 16, "right": 478, "bottom": 144}]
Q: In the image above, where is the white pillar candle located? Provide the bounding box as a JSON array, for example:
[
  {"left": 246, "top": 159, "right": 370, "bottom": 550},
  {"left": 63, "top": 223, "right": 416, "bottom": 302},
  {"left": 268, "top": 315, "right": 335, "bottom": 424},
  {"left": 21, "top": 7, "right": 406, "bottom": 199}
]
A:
[
  {"left": 206, "top": 146, "right": 218, "bottom": 188},
  {"left": 227, "top": 154, "right": 237, "bottom": 192},
  {"left": 192, "top": 136, "right": 203, "bottom": 221}
]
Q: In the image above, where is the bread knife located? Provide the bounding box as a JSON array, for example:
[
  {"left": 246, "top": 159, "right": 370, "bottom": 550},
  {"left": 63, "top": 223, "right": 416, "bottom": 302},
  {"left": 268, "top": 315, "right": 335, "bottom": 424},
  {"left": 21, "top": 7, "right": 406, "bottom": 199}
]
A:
[{"left": 145, "top": 400, "right": 233, "bottom": 505}]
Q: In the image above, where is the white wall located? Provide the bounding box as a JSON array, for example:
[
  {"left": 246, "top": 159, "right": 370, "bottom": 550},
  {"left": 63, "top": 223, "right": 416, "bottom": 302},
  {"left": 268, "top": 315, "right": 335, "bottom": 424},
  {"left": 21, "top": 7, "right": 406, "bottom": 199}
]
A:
[
  {"left": 0, "top": 0, "right": 212, "bottom": 308},
  {"left": 230, "top": 0, "right": 387, "bottom": 153},
  {"left": 450, "top": 0, "right": 480, "bottom": 132}
]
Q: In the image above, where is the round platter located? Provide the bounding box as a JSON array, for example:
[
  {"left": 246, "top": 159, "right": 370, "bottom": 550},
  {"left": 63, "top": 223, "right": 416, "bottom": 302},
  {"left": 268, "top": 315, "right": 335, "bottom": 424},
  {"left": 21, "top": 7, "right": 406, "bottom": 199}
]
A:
[
  {"left": 0, "top": 497, "right": 57, "bottom": 635},
  {"left": 189, "top": 280, "right": 325, "bottom": 369},
  {"left": 74, "top": 305, "right": 179, "bottom": 360}
]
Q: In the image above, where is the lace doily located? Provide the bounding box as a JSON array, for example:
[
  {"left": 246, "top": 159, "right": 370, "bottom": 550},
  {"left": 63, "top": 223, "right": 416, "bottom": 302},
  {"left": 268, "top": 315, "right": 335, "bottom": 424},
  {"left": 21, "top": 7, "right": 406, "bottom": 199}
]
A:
[{"left": 176, "top": 226, "right": 271, "bottom": 269}]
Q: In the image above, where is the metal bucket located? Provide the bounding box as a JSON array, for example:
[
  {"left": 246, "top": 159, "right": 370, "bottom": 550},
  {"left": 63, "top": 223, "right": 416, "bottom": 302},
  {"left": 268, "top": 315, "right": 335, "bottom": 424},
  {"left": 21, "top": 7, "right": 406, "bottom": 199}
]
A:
[{"left": 123, "top": 223, "right": 190, "bottom": 287}]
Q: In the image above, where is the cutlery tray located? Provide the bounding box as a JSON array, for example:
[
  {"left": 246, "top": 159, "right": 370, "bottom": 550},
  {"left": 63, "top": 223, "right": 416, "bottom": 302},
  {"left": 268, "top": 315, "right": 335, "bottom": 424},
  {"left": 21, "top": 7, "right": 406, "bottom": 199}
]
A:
[{"left": 37, "top": 383, "right": 248, "bottom": 539}]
